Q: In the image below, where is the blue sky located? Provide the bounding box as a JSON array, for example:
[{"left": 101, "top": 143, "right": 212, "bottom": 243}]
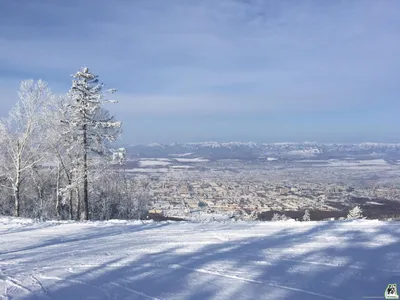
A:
[{"left": 1, "top": 0, "right": 400, "bottom": 144}]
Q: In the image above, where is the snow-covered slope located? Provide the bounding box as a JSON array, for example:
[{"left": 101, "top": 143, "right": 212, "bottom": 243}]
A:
[{"left": 0, "top": 218, "right": 399, "bottom": 300}]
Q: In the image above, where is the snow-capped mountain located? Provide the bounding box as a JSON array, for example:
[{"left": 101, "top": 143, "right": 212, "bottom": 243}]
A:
[{"left": 125, "top": 142, "right": 400, "bottom": 160}]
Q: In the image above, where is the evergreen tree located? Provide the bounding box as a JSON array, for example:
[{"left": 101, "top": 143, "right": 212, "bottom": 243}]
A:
[
  {"left": 302, "top": 209, "right": 311, "bottom": 221},
  {"left": 347, "top": 206, "right": 363, "bottom": 220},
  {"left": 64, "top": 67, "right": 121, "bottom": 220}
]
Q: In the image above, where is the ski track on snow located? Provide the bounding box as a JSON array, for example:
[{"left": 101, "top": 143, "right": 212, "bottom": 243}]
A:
[
  {"left": 0, "top": 275, "right": 34, "bottom": 297},
  {"left": 1, "top": 261, "right": 343, "bottom": 300},
  {"left": 36, "top": 263, "right": 342, "bottom": 300},
  {"left": 30, "top": 275, "right": 52, "bottom": 299},
  {"left": 1, "top": 219, "right": 399, "bottom": 299},
  {"left": 151, "top": 262, "right": 343, "bottom": 300},
  {"left": 38, "top": 274, "right": 162, "bottom": 300},
  {"left": 38, "top": 274, "right": 111, "bottom": 299},
  {"left": 109, "top": 281, "right": 163, "bottom": 300}
]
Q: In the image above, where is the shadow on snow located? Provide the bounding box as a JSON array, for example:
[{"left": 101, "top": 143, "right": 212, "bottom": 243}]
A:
[{"left": 2, "top": 221, "right": 399, "bottom": 300}]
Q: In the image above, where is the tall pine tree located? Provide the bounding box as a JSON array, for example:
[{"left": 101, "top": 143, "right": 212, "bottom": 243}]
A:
[{"left": 65, "top": 67, "right": 122, "bottom": 220}]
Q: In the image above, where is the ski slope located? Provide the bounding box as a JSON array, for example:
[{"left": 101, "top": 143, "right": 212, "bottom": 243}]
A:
[{"left": 0, "top": 218, "right": 399, "bottom": 300}]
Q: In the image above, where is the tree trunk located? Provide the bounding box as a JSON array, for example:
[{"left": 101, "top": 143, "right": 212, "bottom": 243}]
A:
[
  {"left": 14, "top": 182, "right": 20, "bottom": 217},
  {"left": 69, "top": 185, "right": 73, "bottom": 221},
  {"left": 76, "top": 185, "right": 81, "bottom": 221},
  {"left": 68, "top": 171, "right": 73, "bottom": 220},
  {"left": 38, "top": 186, "right": 43, "bottom": 219},
  {"left": 14, "top": 154, "right": 21, "bottom": 217},
  {"left": 83, "top": 123, "right": 89, "bottom": 221},
  {"left": 56, "top": 162, "right": 61, "bottom": 219}
]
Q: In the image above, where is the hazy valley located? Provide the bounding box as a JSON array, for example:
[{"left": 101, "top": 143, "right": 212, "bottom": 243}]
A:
[{"left": 119, "top": 142, "right": 400, "bottom": 221}]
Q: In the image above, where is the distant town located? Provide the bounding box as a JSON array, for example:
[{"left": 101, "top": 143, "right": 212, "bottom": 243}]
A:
[{"left": 120, "top": 142, "right": 400, "bottom": 221}]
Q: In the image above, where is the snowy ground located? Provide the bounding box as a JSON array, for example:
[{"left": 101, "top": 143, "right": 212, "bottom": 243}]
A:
[{"left": 0, "top": 218, "right": 399, "bottom": 300}]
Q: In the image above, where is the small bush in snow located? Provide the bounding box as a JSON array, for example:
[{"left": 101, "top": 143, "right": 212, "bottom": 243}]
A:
[
  {"left": 271, "top": 213, "right": 280, "bottom": 221},
  {"left": 347, "top": 206, "right": 363, "bottom": 220},
  {"left": 271, "top": 213, "right": 290, "bottom": 221},
  {"left": 302, "top": 210, "right": 311, "bottom": 221}
]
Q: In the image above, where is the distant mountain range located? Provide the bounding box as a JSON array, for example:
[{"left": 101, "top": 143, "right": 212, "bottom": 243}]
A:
[{"left": 125, "top": 142, "right": 400, "bottom": 160}]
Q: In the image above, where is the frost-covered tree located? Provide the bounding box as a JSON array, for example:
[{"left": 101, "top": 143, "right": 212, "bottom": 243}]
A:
[
  {"left": 88, "top": 168, "right": 151, "bottom": 220},
  {"left": 63, "top": 67, "right": 122, "bottom": 220},
  {"left": 0, "top": 80, "right": 53, "bottom": 217},
  {"left": 347, "top": 206, "right": 363, "bottom": 220},
  {"left": 44, "top": 94, "right": 79, "bottom": 220},
  {"left": 302, "top": 209, "right": 311, "bottom": 221},
  {"left": 0, "top": 72, "right": 126, "bottom": 220},
  {"left": 111, "top": 148, "right": 127, "bottom": 165},
  {"left": 271, "top": 213, "right": 290, "bottom": 221}
]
